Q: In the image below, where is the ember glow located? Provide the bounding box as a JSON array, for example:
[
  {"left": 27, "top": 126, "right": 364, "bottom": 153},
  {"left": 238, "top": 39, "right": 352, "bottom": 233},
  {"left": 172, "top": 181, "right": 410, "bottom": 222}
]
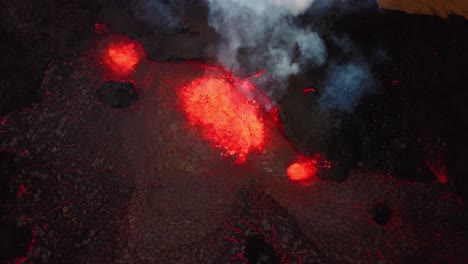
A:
[
  {"left": 425, "top": 157, "right": 448, "bottom": 184},
  {"left": 303, "top": 87, "right": 316, "bottom": 93},
  {"left": 287, "top": 159, "right": 318, "bottom": 181},
  {"left": 103, "top": 39, "right": 145, "bottom": 77},
  {"left": 178, "top": 76, "right": 265, "bottom": 163}
]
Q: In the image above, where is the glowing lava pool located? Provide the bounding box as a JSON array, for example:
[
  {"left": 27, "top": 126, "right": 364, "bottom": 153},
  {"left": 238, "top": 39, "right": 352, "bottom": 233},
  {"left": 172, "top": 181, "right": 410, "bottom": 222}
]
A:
[
  {"left": 178, "top": 76, "right": 266, "bottom": 163},
  {"left": 94, "top": 33, "right": 146, "bottom": 79}
]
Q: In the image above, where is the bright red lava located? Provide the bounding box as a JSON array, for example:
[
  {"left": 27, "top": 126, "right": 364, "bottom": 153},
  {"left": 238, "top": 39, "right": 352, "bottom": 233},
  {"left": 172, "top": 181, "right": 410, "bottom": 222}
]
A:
[
  {"left": 303, "top": 87, "right": 316, "bottom": 93},
  {"left": 103, "top": 39, "right": 144, "bottom": 77},
  {"left": 287, "top": 159, "right": 318, "bottom": 181},
  {"left": 178, "top": 76, "right": 265, "bottom": 163}
]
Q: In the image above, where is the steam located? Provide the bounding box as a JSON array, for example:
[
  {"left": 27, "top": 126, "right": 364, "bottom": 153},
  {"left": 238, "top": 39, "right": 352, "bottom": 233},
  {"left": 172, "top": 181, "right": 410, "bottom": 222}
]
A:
[
  {"left": 205, "top": 0, "right": 380, "bottom": 113},
  {"left": 132, "top": 0, "right": 378, "bottom": 113},
  {"left": 319, "top": 62, "right": 374, "bottom": 113},
  {"left": 133, "top": 0, "right": 183, "bottom": 29},
  {"left": 318, "top": 34, "right": 376, "bottom": 112},
  {"left": 206, "top": 0, "right": 326, "bottom": 99}
]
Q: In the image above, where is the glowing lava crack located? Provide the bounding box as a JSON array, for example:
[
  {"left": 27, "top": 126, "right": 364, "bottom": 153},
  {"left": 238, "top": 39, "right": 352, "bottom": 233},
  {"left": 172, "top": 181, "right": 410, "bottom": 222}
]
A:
[{"left": 178, "top": 77, "right": 265, "bottom": 163}]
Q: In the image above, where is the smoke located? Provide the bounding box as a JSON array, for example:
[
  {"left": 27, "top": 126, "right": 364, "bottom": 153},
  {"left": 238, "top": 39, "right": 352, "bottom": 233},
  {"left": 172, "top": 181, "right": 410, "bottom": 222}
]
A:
[
  {"left": 131, "top": 0, "right": 378, "bottom": 113},
  {"left": 317, "top": 34, "right": 376, "bottom": 113},
  {"left": 205, "top": 0, "right": 326, "bottom": 99},
  {"left": 133, "top": 0, "right": 184, "bottom": 29},
  {"left": 319, "top": 62, "right": 374, "bottom": 113},
  {"left": 204, "top": 0, "right": 382, "bottom": 113}
]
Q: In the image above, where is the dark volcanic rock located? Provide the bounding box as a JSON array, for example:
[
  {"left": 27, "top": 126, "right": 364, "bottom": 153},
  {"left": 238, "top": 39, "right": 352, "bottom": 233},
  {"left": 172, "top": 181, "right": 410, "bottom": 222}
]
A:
[
  {"left": 245, "top": 233, "right": 279, "bottom": 264},
  {"left": 279, "top": 7, "right": 468, "bottom": 190},
  {"left": 0, "top": 0, "right": 100, "bottom": 114},
  {"left": 97, "top": 81, "right": 139, "bottom": 109},
  {"left": 0, "top": 223, "right": 32, "bottom": 261}
]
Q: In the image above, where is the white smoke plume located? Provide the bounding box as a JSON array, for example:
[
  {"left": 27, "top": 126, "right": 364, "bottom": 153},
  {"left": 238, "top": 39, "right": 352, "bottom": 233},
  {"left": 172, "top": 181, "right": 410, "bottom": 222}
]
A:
[
  {"left": 205, "top": 0, "right": 326, "bottom": 99},
  {"left": 132, "top": 0, "right": 377, "bottom": 113}
]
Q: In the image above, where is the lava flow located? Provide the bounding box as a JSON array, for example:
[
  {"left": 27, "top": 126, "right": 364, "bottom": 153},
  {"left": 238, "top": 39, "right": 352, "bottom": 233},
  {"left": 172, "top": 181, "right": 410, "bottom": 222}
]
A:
[{"left": 178, "top": 76, "right": 266, "bottom": 163}]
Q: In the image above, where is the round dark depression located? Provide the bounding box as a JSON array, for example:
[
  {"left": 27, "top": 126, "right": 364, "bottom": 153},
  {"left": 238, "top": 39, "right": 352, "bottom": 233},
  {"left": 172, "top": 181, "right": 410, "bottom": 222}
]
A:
[
  {"left": 370, "top": 202, "right": 393, "bottom": 226},
  {"left": 97, "top": 81, "right": 138, "bottom": 109},
  {"left": 245, "top": 234, "right": 279, "bottom": 264}
]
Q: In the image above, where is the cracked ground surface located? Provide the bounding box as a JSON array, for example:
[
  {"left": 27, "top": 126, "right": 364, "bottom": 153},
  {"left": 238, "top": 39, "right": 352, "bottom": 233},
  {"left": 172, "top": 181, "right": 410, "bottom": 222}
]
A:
[
  {"left": 1, "top": 1, "right": 468, "bottom": 263},
  {"left": 1, "top": 47, "right": 466, "bottom": 263}
]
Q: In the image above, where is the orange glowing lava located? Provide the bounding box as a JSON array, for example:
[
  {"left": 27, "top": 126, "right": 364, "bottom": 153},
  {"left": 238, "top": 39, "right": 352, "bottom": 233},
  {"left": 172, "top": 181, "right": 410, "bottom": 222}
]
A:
[
  {"left": 287, "top": 159, "right": 318, "bottom": 181},
  {"left": 103, "top": 40, "right": 144, "bottom": 76},
  {"left": 178, "top": 76, "right": 265, "bottom": 163}
]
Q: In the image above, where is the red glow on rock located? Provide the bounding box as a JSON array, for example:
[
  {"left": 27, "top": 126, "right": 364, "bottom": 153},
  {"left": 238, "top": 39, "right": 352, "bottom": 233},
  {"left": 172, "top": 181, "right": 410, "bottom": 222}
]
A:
[
  {"left": 94, "top": 23, "right": 108, "bottom": 34},
  {"left": 178, "top": 76, "right": 265, "bottom": 163},
  {"left": 9, "top": 257, "right": 27, "bottom": 263},
  {"left": 303, "top": 87, "right": 316, "bottom": 93},
  {"left": 234, "top": 78, "right": 273, "bottom": 110},
  {"left": 269, "top": 106, "right": 281, "bottom": 123},
  {"left": 27, "top": 230, "right": 37, "bottom": 252},
  {"left": 249, "top": 69, "right": 265, "bottom": 79},
  {"left": 287, "top": 159, "right": 318, "bottom": 181},
  {"left": 17, "top": 184, "right": 26, "bottom": 197},
  {"left": 425, "top": 158, "right": 448, "bottom": 184}
]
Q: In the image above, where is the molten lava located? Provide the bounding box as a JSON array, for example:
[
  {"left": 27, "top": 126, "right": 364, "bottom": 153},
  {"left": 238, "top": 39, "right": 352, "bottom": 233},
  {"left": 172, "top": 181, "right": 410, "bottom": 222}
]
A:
[
  {"left": 178, "top": 76, "right": 265, "bottom": 163},
  {"left": 102, "top": 38, "right": 145, "bottom": 77},
  {"left": 106, "top": 43, "right": 139, "bottom": 74},
  {"left": 287, "top": 159, "right": 318, "bottom": 181}
]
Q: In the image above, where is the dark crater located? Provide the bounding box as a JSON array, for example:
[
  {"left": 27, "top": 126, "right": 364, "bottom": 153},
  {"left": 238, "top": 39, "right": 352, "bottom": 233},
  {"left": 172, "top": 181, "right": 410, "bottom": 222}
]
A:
[
  {"left": 245, "top": 233, "right": 279, "bottom": 264},
  {"left": 370, "top": 202, "right": 393, "bottom": 226},
  {"left": 97, "top": 81, "right": 139, "bottom": 108}
]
